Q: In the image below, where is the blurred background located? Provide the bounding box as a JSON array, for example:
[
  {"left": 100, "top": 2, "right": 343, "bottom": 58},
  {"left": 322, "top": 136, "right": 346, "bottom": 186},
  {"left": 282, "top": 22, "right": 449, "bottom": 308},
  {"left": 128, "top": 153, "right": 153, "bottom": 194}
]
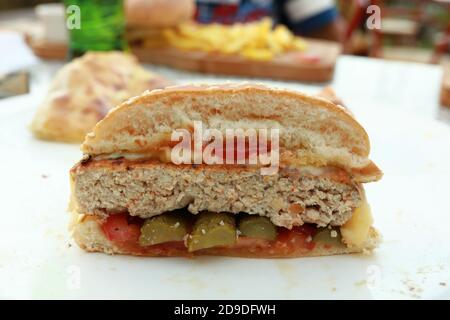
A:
[
  {"left": 1, "top": 0, "right": 449, "bottom": 62},
  {"left": 0, "top": 0, "right": 449, "bottom": 107}
]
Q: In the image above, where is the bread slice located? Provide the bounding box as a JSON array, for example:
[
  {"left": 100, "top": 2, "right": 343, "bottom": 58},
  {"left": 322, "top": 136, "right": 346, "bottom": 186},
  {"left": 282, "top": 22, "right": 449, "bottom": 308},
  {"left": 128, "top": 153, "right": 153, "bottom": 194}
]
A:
[
  {"left": 81, "top": 84, "right": 382, "bottom": 182},
  {"left": 70, "top": 213, "right": 380, "bottom": 258}
]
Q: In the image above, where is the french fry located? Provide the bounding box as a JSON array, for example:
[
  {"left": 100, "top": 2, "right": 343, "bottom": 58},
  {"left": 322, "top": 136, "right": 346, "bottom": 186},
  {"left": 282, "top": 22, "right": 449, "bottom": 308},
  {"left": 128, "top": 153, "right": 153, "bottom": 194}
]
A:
[{"left": 163, "top": 18, "right": 307, "bottom": 61}]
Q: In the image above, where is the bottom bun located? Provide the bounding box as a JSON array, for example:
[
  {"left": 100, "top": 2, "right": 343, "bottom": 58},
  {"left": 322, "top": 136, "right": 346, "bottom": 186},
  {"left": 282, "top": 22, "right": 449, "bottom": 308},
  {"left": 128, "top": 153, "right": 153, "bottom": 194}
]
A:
[{"left": 70, "top": 213, "right": 380, "bottom": 258}]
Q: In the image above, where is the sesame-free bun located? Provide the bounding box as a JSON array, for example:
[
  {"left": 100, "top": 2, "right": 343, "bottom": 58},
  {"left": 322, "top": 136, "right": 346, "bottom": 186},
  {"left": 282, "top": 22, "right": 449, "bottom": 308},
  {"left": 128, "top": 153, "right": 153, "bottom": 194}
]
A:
[
  {"left": 125, "top": 0, "right": 195, "bottom": 28},
  {"left": 81, "top": 84, "right": 382, "bottom": 182}
]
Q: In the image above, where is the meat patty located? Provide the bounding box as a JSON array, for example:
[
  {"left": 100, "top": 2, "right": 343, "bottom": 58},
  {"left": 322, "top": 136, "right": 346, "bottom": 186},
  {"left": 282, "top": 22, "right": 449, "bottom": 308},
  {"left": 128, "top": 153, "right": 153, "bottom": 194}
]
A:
[{"left": 71, "top": 159, "right": 362, "bottom": 228}]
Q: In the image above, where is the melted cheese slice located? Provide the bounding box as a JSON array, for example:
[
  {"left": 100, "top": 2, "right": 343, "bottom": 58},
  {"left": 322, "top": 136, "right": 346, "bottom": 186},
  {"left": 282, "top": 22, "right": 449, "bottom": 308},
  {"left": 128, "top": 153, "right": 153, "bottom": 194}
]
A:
[{"left": 340, "top": 201, "right": 373, "bottom": 248}]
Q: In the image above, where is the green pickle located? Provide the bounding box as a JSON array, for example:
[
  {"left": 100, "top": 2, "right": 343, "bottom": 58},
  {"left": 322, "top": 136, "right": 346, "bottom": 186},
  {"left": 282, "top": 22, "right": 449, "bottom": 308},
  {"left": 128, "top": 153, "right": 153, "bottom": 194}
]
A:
[
  {"left": 312, "top": 227, "right": 343, "bottom": 246},
  {"left": 139, "top": 212, "right": 189, "bottom": 246},
  {"left": 238, "top": 215, "right": 278, "bottom": 241},
  {"left": 187, "top": 212, "right": 236, "bottom": 252}
]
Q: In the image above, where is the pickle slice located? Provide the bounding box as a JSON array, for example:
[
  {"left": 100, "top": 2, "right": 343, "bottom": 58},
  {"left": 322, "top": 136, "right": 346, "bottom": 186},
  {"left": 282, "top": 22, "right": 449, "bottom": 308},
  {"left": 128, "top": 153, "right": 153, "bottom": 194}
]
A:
[
  {"left": 187, "top": 212, "right": 236, "bottom": 252},
  {"left": 238, "top": 215, "right": 277, "bottom": 241},
  {"left": 139, "top": 212, "right": 189, "bottom": 246},
  {"left": 312, "top": 227, "right": 343, "bottom": 246}
]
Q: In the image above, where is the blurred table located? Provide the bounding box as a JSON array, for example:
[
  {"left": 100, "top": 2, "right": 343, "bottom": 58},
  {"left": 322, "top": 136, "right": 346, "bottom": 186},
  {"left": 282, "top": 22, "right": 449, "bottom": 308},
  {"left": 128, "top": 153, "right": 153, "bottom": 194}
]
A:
[
  {"left": 3, "top": 52, "right": 448, "bottom": 125},
  {"left": 154, "top": 55, "right": 444, "bottom": 119}
]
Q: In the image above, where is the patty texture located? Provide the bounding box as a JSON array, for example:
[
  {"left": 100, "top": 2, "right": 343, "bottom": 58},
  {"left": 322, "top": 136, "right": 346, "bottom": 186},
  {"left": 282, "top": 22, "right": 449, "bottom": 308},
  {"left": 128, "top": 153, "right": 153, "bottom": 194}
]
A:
[{"left": 71, "top": 159, "right": 362, "bottom": 228}]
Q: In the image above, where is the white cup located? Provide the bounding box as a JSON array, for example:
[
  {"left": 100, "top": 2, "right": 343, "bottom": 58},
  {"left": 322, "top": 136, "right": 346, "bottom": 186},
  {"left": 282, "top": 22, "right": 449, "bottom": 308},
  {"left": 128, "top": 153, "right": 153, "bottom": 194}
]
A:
[{"left": 35, "top": 3, "right": 68, "bottom": 44}]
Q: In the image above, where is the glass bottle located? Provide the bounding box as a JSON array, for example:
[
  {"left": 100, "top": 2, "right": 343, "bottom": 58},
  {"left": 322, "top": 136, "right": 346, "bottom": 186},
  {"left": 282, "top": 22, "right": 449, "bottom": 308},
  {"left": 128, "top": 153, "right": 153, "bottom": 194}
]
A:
[{"left": 64, "top": 0, "right": 127, "bottom": 59}]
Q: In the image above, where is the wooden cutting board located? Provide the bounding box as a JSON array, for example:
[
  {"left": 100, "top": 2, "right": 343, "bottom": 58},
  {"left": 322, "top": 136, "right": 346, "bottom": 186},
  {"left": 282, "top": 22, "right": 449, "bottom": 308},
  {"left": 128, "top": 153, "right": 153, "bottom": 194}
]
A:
[
  {"left": 27, "top": 35, "right": 340, "bottom": 82},
  {"left": 132, "top": 39, "right": 341, "bottom": 82},
  {"left": 26, "top": 35, "right": 67, "bottom": 60}
]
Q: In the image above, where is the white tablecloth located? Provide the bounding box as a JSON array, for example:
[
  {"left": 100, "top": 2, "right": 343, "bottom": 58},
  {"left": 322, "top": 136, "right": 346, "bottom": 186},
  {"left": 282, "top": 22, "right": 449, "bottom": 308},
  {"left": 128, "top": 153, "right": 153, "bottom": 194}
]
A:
[{"left": 30, "top": 55, "right": 446, "bottom": 121}]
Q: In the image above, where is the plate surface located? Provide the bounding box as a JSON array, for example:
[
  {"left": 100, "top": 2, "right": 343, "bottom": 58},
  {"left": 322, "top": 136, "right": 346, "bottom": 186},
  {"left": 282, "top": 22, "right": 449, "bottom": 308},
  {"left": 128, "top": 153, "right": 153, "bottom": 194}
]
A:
[{"left": 0, "top": 91, "right": 449, "bottom": 300}]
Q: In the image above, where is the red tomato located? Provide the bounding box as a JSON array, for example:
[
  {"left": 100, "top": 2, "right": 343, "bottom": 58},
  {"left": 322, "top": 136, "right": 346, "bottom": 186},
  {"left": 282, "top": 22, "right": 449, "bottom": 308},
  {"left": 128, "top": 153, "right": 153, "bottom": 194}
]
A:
[
  {"left": 100, "top": 213, "right": 191, "bottom": 256},
  {"left": 277, "top": 225, "right": 317, "bottom": 251},
  {"left": 101, "top": 213, "right": 141, "bottom": 246}
]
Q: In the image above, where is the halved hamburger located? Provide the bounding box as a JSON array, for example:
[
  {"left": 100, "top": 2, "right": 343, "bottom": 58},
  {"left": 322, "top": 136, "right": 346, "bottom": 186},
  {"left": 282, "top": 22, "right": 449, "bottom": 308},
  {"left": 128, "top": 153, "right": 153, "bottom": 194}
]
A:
[{"left": 69, "top": 84, "right": 382, "bottom": 258}]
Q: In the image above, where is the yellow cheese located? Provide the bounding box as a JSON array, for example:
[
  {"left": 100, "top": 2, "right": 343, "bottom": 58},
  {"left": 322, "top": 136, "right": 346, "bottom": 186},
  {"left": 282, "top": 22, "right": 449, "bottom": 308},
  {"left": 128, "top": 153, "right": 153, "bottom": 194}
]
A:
[{"left": 340, "top": 201, "right": 373, "bottom": 248}]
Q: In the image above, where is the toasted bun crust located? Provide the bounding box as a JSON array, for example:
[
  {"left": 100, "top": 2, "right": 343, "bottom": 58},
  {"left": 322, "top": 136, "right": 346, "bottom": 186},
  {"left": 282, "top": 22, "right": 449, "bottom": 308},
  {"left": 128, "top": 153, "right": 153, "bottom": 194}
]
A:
[
  {"left": 125, "top": 0, "right": 195, "bottom": 28},
  {"left": 81, "top": 84, "right": 382, "bottom": 181},
  {"left": 70, "top": 213, "right": 380, "bottom": 258},
  {"left": 30, "top": 51, "right": 171, "bottom": 143},
  {"left": 316, "top": 86, "right": 346, "bottom": 108}
]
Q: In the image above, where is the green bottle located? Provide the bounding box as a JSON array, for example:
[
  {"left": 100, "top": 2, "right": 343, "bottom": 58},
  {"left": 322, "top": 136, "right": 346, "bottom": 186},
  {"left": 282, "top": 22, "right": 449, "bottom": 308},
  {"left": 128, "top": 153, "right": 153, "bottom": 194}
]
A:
[{"left": 64, "top": 0, "right": 127, "bottom": 59}]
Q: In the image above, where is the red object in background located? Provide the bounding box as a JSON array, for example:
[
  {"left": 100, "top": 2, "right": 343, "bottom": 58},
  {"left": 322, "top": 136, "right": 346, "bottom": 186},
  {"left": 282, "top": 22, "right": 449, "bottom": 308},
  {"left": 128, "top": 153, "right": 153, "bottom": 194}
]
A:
[
  {"left": 345, "top": 0, "right": 371, "bottom": 42},
  {"left": 194, "top": 3, "right": 269, "bottom": 25},
  {"left": 432, "top": 24, "right": 450, "bottom": 64},
  {"left": 242, "top": 9, "right": 271, "bottom": 23},
  {"left": 194, "top": 4, "right": 240, "bottom": 25},
  {"left": 344, "top": 0, "right": 383, "bottom": 56},
  {"left": 213, "top": 4, "right": 239, "bottom": 24}
]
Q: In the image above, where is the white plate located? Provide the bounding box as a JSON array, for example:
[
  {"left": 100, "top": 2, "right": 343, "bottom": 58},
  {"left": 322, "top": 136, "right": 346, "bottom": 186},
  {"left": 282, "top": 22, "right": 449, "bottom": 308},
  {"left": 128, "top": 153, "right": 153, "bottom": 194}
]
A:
[{"left": 0, "top": 92, "right": 449, "bottom": 300}]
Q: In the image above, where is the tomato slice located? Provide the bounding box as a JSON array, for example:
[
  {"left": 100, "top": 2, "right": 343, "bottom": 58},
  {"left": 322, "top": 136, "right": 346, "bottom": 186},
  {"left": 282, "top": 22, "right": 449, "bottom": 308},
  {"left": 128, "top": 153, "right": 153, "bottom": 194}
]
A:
[
  {"left": 101, "top": 213, "right": 141, "bottom": 246},
  {"left": 276, "top": 224, "right": 317, "bottom": 251}
]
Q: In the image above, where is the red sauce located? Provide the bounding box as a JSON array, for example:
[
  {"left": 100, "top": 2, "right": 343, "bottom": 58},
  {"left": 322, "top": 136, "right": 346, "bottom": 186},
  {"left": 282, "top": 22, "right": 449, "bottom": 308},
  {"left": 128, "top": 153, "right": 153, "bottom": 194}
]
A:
[{"left": 171, "top": 137, "right": 274, "bottom": 164}]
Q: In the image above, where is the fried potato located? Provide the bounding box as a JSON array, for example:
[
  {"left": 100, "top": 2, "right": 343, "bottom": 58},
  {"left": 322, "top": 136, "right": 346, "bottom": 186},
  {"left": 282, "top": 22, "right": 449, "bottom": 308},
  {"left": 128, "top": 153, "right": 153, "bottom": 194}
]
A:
[{"left": 162, "top": 18, "right": 307, "bottom": 61}]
